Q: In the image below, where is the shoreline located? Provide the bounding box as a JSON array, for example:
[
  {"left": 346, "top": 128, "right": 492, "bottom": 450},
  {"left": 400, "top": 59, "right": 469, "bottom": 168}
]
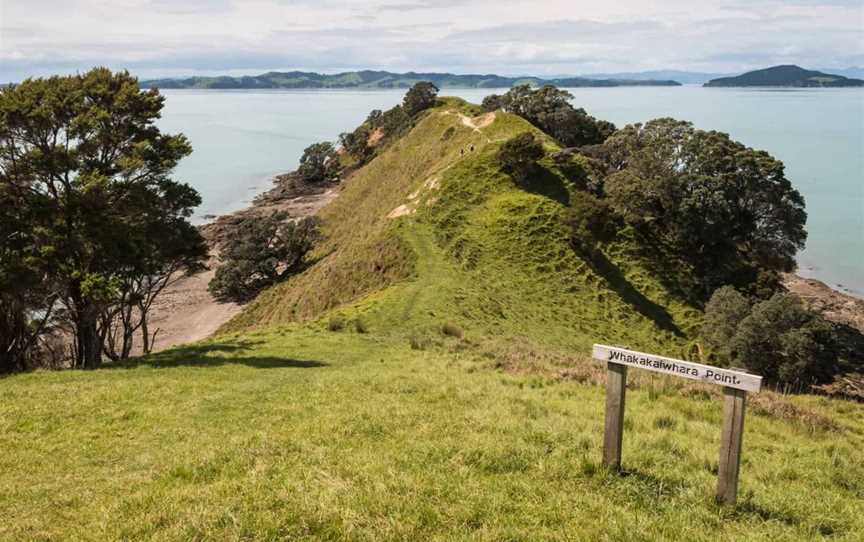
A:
[{"left": 141, "top": 173, "right": 338, "bottom": 354}]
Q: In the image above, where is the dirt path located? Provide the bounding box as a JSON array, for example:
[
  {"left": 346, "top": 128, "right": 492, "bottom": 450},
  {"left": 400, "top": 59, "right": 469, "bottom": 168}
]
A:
[{"left": 142, "top": 175, "right": 338, "bottom": 354}]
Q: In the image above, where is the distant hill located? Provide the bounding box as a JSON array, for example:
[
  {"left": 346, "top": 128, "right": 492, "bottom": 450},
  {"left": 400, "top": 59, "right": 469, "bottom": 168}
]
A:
[
  {"left": 140, "top": 70, "right": 681, "bottom": 89},
  {"left": 705, "top": 65, "right": 864, "bottom": 87},
  {"left": 582, "top": 70, "right": 731, "bottom": 85}
]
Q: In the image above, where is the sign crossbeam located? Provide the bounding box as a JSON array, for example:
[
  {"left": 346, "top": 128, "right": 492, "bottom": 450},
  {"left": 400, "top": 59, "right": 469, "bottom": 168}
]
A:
[{"left": 592, "top": 344, "right": 761, "bottom": 392}]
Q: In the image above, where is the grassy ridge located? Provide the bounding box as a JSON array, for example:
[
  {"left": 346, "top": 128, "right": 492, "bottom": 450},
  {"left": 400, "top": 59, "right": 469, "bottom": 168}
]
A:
[
  {"left": 226, "top": 97, "right": 701, "bottom": 359},
  {"left": 2, "top": 329, "right": 862, "bottom": 540}
]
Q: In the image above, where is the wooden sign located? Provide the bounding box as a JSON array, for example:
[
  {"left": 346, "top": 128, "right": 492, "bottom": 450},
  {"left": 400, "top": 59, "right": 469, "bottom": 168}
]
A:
[
  {"left": 592, "top": 343, "right": 762, "bottom": 505},
  {"left": 592, "top": 344, "right": 762, "bottom": 392}
]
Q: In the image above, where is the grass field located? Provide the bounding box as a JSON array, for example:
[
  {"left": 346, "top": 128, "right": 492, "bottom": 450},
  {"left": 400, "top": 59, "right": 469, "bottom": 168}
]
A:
[
  {"left": 2, "top": 327, "right": 863, "bottom": 540},
  {"left": 3, "top": 98, "right": 862, "bottom": 540}
]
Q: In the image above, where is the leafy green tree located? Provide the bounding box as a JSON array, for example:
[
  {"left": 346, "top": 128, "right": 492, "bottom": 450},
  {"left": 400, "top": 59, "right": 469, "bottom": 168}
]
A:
[
  {"left": 339, "top": 127, "right": 373, "bottom": 163},
  {"left": 0, "top": 68, "right": 206, "bottom": 368},
  {"left": 0, "top": 183, "right": 58, "bottom": 372},
  {"left": 481, "top": 94, "right": 504, "bottom": 112},
  {"left": 601, "top": 118, "right": 807, "bottom": 295},
  {"left": 566, "top": 193, "right": 619, "bottom": 254},
  {"left": 402, "top": 81, "right": 439, "bottom": 117},
  {"left": 729, "top": 293, "right": 839, "bottom": 388},
  {"left": 495, "top": 85, "right": 615, "bottom": 147},
  {"left": 298, "top": 142, "right": 340, "bottom": 183},
  {"left": 497, "top": 132, "right": 545, "bottom": 183},
  {"left": 209, "top": 214, "right": 320, "bottom": 302},
  {"left": 701, "top": 286, "right": 753, "bottom": 362}
]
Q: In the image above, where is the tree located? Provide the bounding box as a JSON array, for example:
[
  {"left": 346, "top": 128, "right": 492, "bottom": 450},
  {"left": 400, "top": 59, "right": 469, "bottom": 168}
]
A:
[
  {"left": 566, "top": 193, "right": 619, "bottom": 254},
  {"left": 0, "top": 183, "right": 58, "bottom": 372},
  {"left": 729, "top": 293, "right": 839, "bottom": 389},
  {"left": 402, "top": 81, "right": 439, "bottom": 117},
  {"left": 601, "top": 118, "right": 807, "bottom": 295},
  {"left": 701, "top": 286, "right": 753, "bottom": 362},
  {"left": 209, "top": 214, "right": 320, "bottom": 302},
  {"left": 494, "top": 85, "right": 615, "bottom": 147},
  {"left": 339, "top": 127, "right": 373, "bottom": 163},
  {"left": 298, "top": 142, "right": 340, "bottom": 183},
  {"left": 497, "top": 132, "right": 545, "bottom": 183},
  {"left": 481, "top": 94, "right": 504, "bottom": 112},
  {"left": 0, "top": 68, "right": 206, "bottom": 369}
]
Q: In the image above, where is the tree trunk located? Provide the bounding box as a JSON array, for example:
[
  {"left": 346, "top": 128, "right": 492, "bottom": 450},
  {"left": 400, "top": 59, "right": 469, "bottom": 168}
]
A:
[
  {"left": 76, "top": 308, "right": 102, "bottom": 369},
  {"left": 141, "top": 314, "right": 152, "bottom": 354}
]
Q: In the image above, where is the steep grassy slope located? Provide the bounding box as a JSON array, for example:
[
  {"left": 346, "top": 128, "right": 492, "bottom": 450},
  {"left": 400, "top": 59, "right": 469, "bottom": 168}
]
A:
[
  {"left": 226, "top": 98, "right": 701, "bottom": 359},
  {"left": 2, "top": 329, "right": 862, "bottom": 540}
]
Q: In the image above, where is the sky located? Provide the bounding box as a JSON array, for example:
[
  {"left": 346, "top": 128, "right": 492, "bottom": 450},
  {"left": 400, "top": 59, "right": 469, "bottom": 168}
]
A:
[{"left": 1, "top": 0, "right": 863, "bottom": 82}]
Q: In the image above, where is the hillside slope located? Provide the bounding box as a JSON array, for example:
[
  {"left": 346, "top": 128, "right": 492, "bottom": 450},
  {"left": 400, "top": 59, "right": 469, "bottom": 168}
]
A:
[
  {"left": 225, "top": 98, "right": 702, "bottom": 358},
  {"left": 140, "top": 70, "right": 681, "bottom": 89}
]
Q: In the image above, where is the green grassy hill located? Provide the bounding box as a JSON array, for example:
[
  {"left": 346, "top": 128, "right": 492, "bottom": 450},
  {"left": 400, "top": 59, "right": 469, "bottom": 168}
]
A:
[
  {"left": 2, "top": 98, "right": 863, "bottom": 540},
  {"left": 227, "top": 98, "right": 701, "bottom": 358}
]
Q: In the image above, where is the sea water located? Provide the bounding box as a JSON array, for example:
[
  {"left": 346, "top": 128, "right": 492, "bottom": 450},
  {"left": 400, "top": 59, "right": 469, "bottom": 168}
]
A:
[{"left": 157, "top": 87, "right": 863, "bottom": 295}]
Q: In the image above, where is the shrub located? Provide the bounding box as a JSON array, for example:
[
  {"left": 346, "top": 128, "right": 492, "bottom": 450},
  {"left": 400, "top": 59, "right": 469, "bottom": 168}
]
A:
[
  {"left": 328, "top": 315, "right": 346, "bottom": 332},
  {"left": 209, "top": 214, "right": 320, "bottom": 302},
  {"left": 409, "top": 334, "right": 432, "bottom": 350},
  {"left": 702, "top": 286, "right": 752, "bottom": 363},
  {"left": 481, "top": 94, "right": 503, "bottom": 112},
  {"left": 702, "top": 289, "right": 841, "bottom": 389},
  {"left": 339, "top": 127, "right": 373, "bottom": 163},
  {"left": 354, "top": 318, "right": 369, "bottom": 334},
  {"left": 298, "top": 142, "right": 340, "bottom": 183},
  {"left": 566, "top": 193, "right": 619, "bottom": 253},
  {"left": 497, "top": 132, "right": 544, "bottom": 183},
  {"left": 441, "top": 322, "right": 464, "bottom": 339},
  {"left": 731, "top": 293, "right": 839, "bottom": 389}
]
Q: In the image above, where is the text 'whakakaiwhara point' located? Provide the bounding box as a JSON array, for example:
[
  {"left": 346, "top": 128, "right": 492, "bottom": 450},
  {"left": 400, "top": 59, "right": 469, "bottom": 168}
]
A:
[{"left": 592, "top": 344, "right": 762, "bottom": 392}]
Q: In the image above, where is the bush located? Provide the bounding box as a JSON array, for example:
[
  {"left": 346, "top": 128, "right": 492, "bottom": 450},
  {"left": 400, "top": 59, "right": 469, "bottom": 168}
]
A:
[
  {"left": 298, "top": 142, "right": 340, "bottom": 183},
  {"left": 328, "top": 315, "right": 346, "bottom": 332},
  {"left": 339, "top": 127, "right": 373, "bottom": 163},
  {"left": 481, "top": 94, "right": 503, "bottom": 112},
  {"left": 209, "top": 214, "right": 320, "bottom": 302},
  {"left": 566, "top": 193, "right": 619, "bottom": 253},
  {"left": 497, "top": 132, "right": 545, "bottom": 183},
  {"left": 441, "top": 322, "right": 464, "bottom": 339},
  {"left": 701, "top": 286, "right": 752, "bottom": 362},
  {"left": 409, "top": 334, "right": 433, "bottom": 350},
  {"left": 702, "top": 289, "right": 841, "bottom": 389},
  {"left": 731, "top": 293, "right": 839, "bottom": 389},
  {"left": 354, "top": 318, "right": 369, "bottom": 334}
]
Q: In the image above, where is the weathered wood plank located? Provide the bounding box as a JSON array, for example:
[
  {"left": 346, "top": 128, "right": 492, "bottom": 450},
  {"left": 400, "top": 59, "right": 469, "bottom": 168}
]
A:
[
  {"left": 602, "top": 362, "right": 627, "bottom": 469},
  {"left": 592, "top": 344, "right": 762, "bottom": 392},
  {"left": 716, "top": 386, "right": 747, "bottom": 505}
]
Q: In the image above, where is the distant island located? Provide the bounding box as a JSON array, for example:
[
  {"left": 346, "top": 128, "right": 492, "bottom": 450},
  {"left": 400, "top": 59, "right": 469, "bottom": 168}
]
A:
[
  {"left": 705, "top": 65, "right": 864, "bottom": 87},
  {"left": 140, "top": 70, "right": 681, "bottom": 89}
]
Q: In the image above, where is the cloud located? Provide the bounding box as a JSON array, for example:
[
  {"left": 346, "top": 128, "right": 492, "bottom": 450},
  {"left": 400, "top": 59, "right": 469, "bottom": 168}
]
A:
[{"left": 1, "top": 0, "right": 862, "bottom": 82}]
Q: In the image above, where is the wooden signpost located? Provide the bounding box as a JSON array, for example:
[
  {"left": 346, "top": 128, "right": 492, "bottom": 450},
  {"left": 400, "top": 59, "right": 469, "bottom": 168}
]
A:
[{"left": 592, "top": 344, "right": 762, "bottom": 505}]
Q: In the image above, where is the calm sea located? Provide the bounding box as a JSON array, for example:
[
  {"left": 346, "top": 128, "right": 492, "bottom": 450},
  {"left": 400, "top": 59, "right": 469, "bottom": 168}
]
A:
[{"left": 157, "top": 87, "right": 864, "bottom": 296}]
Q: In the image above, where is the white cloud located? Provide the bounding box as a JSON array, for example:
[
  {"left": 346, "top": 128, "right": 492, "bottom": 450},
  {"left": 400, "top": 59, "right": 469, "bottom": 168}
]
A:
[{"left": 0, "top": 0, "right": 861, "bottom": 81}]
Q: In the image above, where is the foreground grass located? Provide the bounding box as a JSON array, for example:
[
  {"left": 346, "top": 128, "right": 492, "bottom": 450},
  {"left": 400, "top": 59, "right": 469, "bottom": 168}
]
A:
[{"left": 2, "top": 328, "right": 862, "bottom": 540}]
